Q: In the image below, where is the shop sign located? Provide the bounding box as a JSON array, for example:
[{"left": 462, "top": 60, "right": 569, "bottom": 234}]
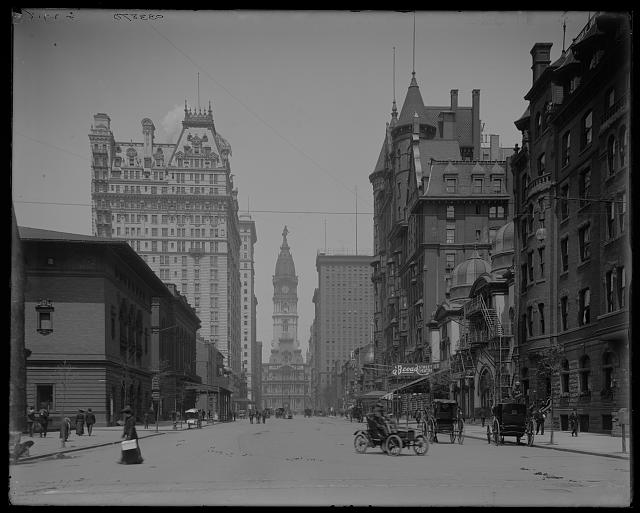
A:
[{"left": 390, "top": 363, "right": 439, "bottom": 377}]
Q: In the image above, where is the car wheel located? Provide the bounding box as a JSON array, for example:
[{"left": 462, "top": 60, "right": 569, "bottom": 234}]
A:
[
  {"left": 413, "top": 435, "right": 428, "bottom": 455},
  {"left": 354, "top": 434, "right": 368, "bottom": 453},
  {"left": 385, "top": 434, "right": 402, "bottom": 456}
]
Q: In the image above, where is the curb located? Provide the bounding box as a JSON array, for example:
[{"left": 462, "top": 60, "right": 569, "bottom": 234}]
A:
[{"left": 463, "top": 433, "right": 630, "bottom": 460}]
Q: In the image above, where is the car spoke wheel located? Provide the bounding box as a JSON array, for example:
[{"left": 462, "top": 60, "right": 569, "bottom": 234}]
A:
[
  {"left": 354, "top": 434, "right": 368, "bottom": 453},
  {"left": 413, "top": 435, "right": 428, "bottom": 455},
  {"left": 385, "top": 434, "right": 402, "bottom": 456}
]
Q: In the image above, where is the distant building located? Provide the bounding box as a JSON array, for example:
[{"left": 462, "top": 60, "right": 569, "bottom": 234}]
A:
[
  {"left": 261, "top": 227, "right": 310, "bottom": 412},
  {"left": 20, "top": 226, "right": 201, "bottom": 427},
  {"left": 89, "top": 103, "right": 242, "bottom": 385},
  {"left": 313, "top": 252, "right": 375, "bottom": 411},
  {"left": 239, "top": 214, "right": 258, "bottom": 406}
]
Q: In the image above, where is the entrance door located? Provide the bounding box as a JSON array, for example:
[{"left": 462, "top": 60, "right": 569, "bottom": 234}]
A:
[{"left": 579, "top": 414, "right": 590, "bottom": 432}]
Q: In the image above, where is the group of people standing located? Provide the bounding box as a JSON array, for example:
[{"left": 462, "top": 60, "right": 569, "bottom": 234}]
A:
[
  {"left": 60, "top": 408, "right": 97, "bottom": 442},
  {"left": 248, "top": 410, "right": 267, "bottom": 424},
  {"left": 26, "top": 405, "right": 49, "bottom": 437}
]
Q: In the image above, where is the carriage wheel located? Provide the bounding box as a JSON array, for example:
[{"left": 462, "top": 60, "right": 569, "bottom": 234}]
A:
[
  {"left": 354, "top": 434, "right": 368, "bottom": 453},
  {"left": 450, "top": 428, "right": 456, "bottom": 443},
  {"left": 527, "top": 421, "right": 535, "bottom": 447},
  {"left": 493, "top": 420, "right": 501, "bottom": 446},
  {"left": 457, "top": 422, "right": 465, "bottom": 444},
  {"left": 413, "top": 435, "right": 428, "bottom": 455},
  {"left": 486, "top": 425, "right": 492, "bottom": 444},
  {"left": 385, "top": 434, "right": 402, "bottom": 456},
  {"left": 427, "top": 419, "right": 436, "bottom": 443}
]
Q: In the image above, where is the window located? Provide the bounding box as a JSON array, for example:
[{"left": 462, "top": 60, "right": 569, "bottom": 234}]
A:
[
  {"left": 445, "top": 253, "right": 455, "bottom": 273},
  {"left": 560, "top": 237, "right": 568, "bottom": 272},
  {"left": 537, "top": 153, "right": 546, "bottom": 176},
  {"left": 446, "top": 205, "right": 455, "bottom": 219},
  {"left": 582, "top": 110, "right": 593, "bottom": 148},
  {"left": 521, "top": 174, "right": 529, "bottom": 202},
  {"left": 521, "top": 264, "right": 528, "bottom": 289},
  {"left": 602, "top": 352, "right": 614, "bottom": 391},
  {"left": 579, "top": 355, "right": 591, "bottom": 394},
  {"left": 607, "top": 200, "right": 616, "bottom": 239},
  {"left": 36, "top": 384, "right": 54, "bottom": 411},
  {"left": 489, "top": 206, "right": 497, "bottom": 218},
  {"left": 538, "top": 303, "right": 545, "bottom": 334},
  {"left": 492, "top": 177, "right": 502, "bottom": 193},
  {"left": 473, "top": 177, "right": 483, "bottom": 194},
  {"left": 535, "top": 112, "right": 542, "bottom": 138},
  {"left": 527, "top": 306, "right": 534, "bottom": 336},
  {"left": 527, "top": 204, "right": 534, "bottom": 234},
  {"left": 560, "top": 359, "right": 570, "bottom": 394},
  {"left": 617, "top": 266, "right": 626, "bottom": 309},
  {"left": 527, "top": 252, "right": 534, "bottom": 282},
  {"left": 489, "top": 228, "right": 497, "bottom": 244},
  {"left": 538, "top": 247, "right": 545, "bottom": 278},
  {"left": 35, "top": 299, "right": 54, "bottom": 334},
  {"left": 579, "top": 288, "right": 590, "bottom": 326},
  {"left": 446, "top": 223, "right": 455, "bottom": 244},
  {"left": 562, "top": 131, "right": 571, "bottom": 167},
  {"left": 560, "top": 296, "right": 568, "bottom": 331},
  {"left": 445, "top": 177, "right": 457, "bottom": 193},
  {"left": 579, "top": 168, "right": 591, "bottom": 208},
  {"left": 579, "top": 224, "right": 591, "bottom": 262},
  {"left": 606, "top": 270, "right": 615, "bottom": 312},
  {"left": 618, "top": 126, "right": 627, "bottom": 167},
  {"left": 560, "top": 185, "right": 569, "bottom": 220},
  {"left": 616, "top": 193, "right": 626, "bottom": 234},
  {"left": 607, "top": 135, "right": 618, "bottom": 176}
]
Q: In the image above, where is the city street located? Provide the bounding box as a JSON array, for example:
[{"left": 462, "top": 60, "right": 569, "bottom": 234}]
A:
[{"left": 9, "top": 416, "right": 630, "bottom": 506}]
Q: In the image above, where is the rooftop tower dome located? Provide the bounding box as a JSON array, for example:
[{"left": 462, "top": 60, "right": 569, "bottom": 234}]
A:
[
  {"left": 449, "top": 250, "right": 491, "bottom": 300},
  {"left": 491, "top": 221, "right": 515, "bottom": 273},
  {"left": 274, "top": 226, "right": 297, "bottom": 282}
]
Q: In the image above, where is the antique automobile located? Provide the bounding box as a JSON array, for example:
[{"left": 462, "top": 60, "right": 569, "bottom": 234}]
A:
[
  {"left": 487, "top": 402, "right": 535, "bottom": 446},
  {"left": 424, "top": 399, "right": 464, "bottom": 444},
  {"left": 354, "top": 413, "right": 428, "bottom": 456}
]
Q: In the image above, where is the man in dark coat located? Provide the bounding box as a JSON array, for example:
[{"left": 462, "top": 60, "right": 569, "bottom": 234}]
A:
[
  {"left": 26, "top": 406, "right": 36, "bottom": 437},
  {"left": 85, "top": 408, "right": 96, "bottom": 436},
  {"left": 120, "top": 406, "right": 143, "bottom": 464},
  {"left": 38, "top": 407, "right": 49, "bottom": 437},
  {"left": 75, "top": 409, "right": 85, "bottom": 436}
]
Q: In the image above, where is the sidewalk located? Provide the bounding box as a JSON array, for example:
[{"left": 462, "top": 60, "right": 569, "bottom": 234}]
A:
[
  {"left": 461, "top": 421, "right": 630, "bottom": 460},
  {"left": 11, "top": 420, "right": 220, "bottom": 464}
]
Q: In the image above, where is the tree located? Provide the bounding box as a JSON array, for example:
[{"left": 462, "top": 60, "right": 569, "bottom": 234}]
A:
[{"left": 534, "top": 344, "right": 562, "bottom": 444}]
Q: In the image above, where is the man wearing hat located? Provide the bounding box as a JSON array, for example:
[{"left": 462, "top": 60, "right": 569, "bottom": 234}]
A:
[
  {"left": 120, "top": 406, "right": 143, "bottom": 464},
  {"left": 85, "top": 408, "right": 96, "bottom": 436},
  {"left": 75, "top": 409, "right": 85, "bottom": 436}
]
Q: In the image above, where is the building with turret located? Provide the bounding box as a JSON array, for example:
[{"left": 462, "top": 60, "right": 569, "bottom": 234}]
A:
[{"left": 89, "top": 103, "right": 242, "bottom": 388}]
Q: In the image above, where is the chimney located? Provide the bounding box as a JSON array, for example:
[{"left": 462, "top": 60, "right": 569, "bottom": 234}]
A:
[
  {"left": 490, "top": 134, "right": 500, "bottom": 160},
  {"left": 450, "top": 89, "right": 458, "bottom": 110},
  {"left": 472, "top": 89, "right": 481, "bottom": 159},
  {"left": 530, "top": 42, "right": 553, "bottom": 84}
]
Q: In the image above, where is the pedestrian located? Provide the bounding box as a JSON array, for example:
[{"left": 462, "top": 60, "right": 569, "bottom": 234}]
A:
[
  {"left": 38, "top": 406, "right": 49, "bottom": 437},
  {"left": 75, "top": 409, "right": 86, "bottom": 436},
  {"left": 249, "top": 410, "right": 254, "bottom": 424},
  {"left": 119, "top": 405, "right": 143, "bottom": 464},
  {"left": 481, "top": 408, "right": 486, "bottom": 428},
  {"left": 262, "top": 410, "right": 267, "bottom": 423},
  {"left": 535, "top": 408, "right": 545, "bottom": 435},
  {"left": 60, "top": 416, "right": 71, "bottom": 442},
  {"left": 26, "top": 405, "right": 36, "bottom": 437},
  {"left": 569, "top": 408, "right": 579, "bottom": 437},
  {"left": 144, "top": 410, "right": 150, "bottom": 429},
  {"left": 207, "top": 410, "right": 211, "bottom": 421},
  {"left": 85, "top": 408, "right": 96, "bottom": 436}
]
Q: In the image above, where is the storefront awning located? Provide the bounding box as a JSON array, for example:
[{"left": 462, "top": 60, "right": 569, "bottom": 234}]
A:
[{"left": 382, "top": 375, "right": 430, "bottom": 400}]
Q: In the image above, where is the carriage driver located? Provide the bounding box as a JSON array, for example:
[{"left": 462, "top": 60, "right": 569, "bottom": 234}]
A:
[{"left": 370, "top": 402, "right": 390, "bottom": 440}]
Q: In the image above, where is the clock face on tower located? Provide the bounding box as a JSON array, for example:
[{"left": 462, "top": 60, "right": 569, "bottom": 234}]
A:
[{"left": 281, "top": 285, "right": 289, "bottom": 294}]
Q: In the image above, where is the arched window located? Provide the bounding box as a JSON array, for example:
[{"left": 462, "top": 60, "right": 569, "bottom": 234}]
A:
[
  {"left": 560, "top": 359, "right": 570, "bottom": 394},
  {"left": 579, "top": 355, "right": 591, "bottom": 394},
  {"left": 607, "top": 135, "right": 618, "bottom": 176},
  {"left": 535, "top": 112, "right": 542, "bottom": 138},
  {"left": 618, "top": 125, "right": 627, "bottom": 167}
]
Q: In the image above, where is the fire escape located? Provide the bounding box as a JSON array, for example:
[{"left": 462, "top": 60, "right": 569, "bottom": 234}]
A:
[{"left": 460, "top": 295, "right": 515, "bottom": 402}]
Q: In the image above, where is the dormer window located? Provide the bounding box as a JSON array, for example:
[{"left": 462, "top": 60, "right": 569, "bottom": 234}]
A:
[{"left": 445, "top": 177, "right": 457, "bottom": 194}]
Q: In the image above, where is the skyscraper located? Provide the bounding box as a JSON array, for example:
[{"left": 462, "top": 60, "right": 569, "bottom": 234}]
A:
[
  {"left": 89, "top": 103, "right": 242, "bottom": 376},
  {"left": 239, "top": 214, "right": 258, "bottom": 403}
]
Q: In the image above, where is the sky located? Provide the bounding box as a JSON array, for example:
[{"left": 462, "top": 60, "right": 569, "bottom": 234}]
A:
[{"left": 12, "top": 9, "right": 591, "bottom": 362}]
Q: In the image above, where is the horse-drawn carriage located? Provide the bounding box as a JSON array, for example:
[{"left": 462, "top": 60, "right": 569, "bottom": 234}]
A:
[
  {"left": 487, "top": 402, "right": 535, "bottom": 446},
  {"left": 423, "top": 399, "right": 464, "bottom": 444}
]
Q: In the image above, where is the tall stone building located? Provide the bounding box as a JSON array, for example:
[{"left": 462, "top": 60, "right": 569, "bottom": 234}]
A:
[
  {"left": 89, "top": 103, "right": 242, "bottom": 381},
  {"left": 511, "top": 12, "right": 630, "bottom": 433},
  {"left": 313, "top": 252, "right": 375, "bottom": 411},
  {"left": 239, "top": 214, "right": 258, "bottom": 404},
  {"left": 369, "top": 71, "right": 513, "bottom": 392},
  {"left": 261, "top": 227, "right": 309, "bottom": 413}
]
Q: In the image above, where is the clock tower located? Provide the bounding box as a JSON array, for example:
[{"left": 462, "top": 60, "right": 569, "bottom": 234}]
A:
[{"left": 270, "top": 226, "right": 302, "bottom": 364}]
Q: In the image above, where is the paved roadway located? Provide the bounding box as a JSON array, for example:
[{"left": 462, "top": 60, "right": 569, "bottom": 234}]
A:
[{"left": 9, "top": 416, "right": 630, "bottom": 506}]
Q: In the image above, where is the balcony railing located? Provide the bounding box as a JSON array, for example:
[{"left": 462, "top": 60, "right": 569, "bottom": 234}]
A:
[
  {"left": 526, "top": 173, "right": 552, "bottom": 200},
  {"left": 459, "top": 330, "right": 490, "bottom": 349}
]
